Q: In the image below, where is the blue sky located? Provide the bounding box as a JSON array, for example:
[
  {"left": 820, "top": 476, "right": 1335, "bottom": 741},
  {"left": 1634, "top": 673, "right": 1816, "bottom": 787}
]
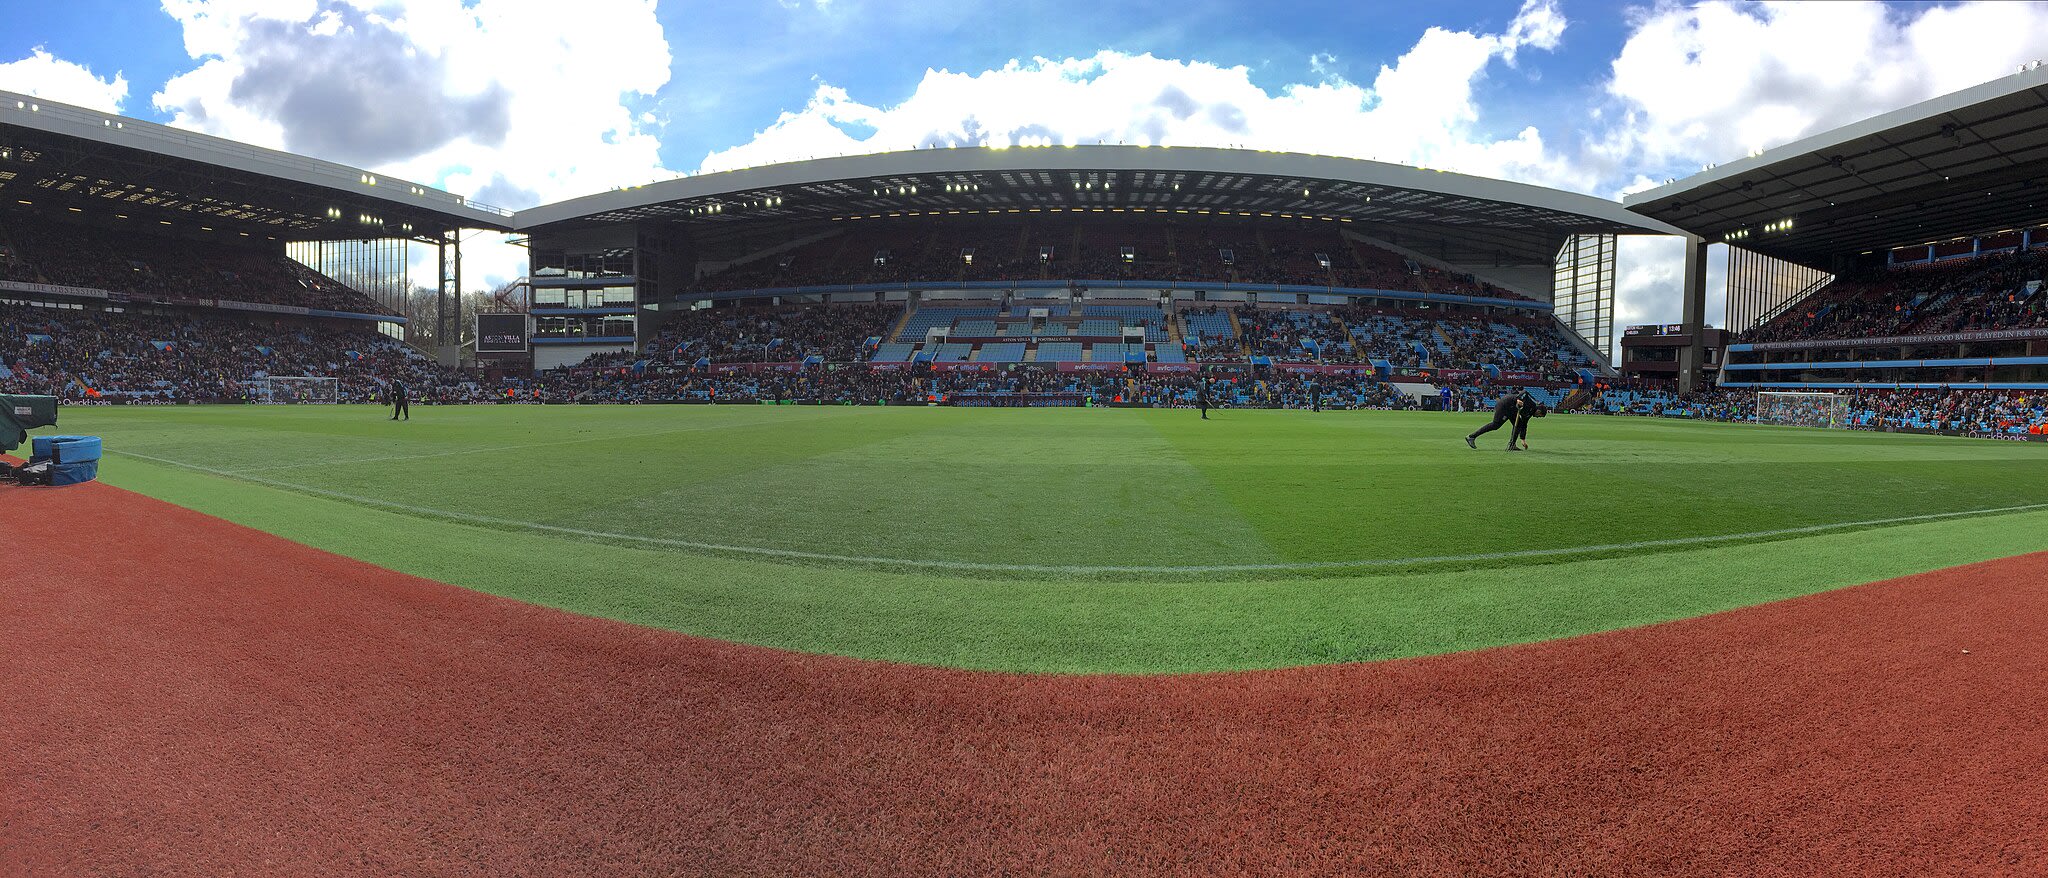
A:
[
  {"left": 649, "top": 0, "right": 1625, "bottom": 169},
  {"left": 5, "top": 0, "right": 2048, "bottom": 325},
  {"left": 0, "top": 0, "right": 1624, "bottom": 177}
]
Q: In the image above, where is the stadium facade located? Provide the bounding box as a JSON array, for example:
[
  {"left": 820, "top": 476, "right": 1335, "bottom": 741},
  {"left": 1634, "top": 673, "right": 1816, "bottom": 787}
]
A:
[
  {"left": 506, "top": 146, "right": 1688, "bottom": 371},
  {"left": 7, "top": 64, "right": 2048, "bottom": 405}
]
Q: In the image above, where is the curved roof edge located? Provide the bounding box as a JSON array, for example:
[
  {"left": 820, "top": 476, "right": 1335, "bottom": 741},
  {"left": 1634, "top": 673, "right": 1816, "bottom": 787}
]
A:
[
  {"left": 1622, "top": 64, "right": 2048, "bottom": 210},
  {"left": 514, "top": 145, "right": 1692, "bottom": 237},
  {"left": 1, "top": 90, "right": 514, "bottom": 231}
]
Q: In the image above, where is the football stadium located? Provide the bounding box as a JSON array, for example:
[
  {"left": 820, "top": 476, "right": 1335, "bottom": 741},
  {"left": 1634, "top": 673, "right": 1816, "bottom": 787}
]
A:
[{"left": 7, "top": 27, "right": 2048, "bottom": 878}]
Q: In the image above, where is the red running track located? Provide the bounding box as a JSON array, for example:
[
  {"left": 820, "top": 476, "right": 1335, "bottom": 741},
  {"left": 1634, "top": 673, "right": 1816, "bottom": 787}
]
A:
[{"left": 4, "top": 479, "right": 2047, "bottom": 876}]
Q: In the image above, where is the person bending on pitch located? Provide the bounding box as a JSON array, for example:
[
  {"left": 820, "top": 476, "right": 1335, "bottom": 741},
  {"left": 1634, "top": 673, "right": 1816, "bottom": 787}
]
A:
[
  {"left": 389, "top": 378, "right": 410, "bottom": 421},
  {"left": 1197, "top": 379, "right": 1212, "bottom": 420},
  {"left": 1510, "top": 390, "right": 1545, "bottom": 450},
  {"left": 1465, "top": 388, "right": 1520, "bottom": 451}
]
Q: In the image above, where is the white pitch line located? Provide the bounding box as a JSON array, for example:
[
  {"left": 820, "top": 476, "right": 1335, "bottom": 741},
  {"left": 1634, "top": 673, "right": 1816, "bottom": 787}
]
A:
[{"left": 113, "top": 449, "right": 2048, "bottom": 576}]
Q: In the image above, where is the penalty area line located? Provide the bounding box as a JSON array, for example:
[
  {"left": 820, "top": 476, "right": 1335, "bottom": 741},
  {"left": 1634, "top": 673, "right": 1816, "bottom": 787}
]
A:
[{"left": 110, "top": 449, "right": 2048, "bottom": 576}]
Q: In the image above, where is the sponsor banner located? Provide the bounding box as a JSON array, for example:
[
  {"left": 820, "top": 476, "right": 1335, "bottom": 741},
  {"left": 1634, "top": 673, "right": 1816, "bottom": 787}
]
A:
[
  {"left": 0, "top": 280, "right": 110, "bottom": 300},
  {"left": 217, "top": 299, "right": 310, "bottom": 316},
  {"left": 1145, "top": 363, "right": 1200, "bottom": 374},
  {"left": 1274, "top": 363, "right": 1380, "bottom": 376},
  {"left": 941, "top": 335, "right": 1126, "bottom": 343},
  {"left": 708, "top": 361, "right": 808, "bottom": 374},
  {"left": 1055, "top": 362, "right": 1133, "bottom": 373},
  {"left": 866, "top": 362, "right": 907, "bottom": 371},
  {"left": 947, "top": 393, "right": 1088, "bottom": 405},
  {"left": 931, "top": 361, "right": 997, "bottom": 372},
  {"left": 1739, "top": 327, "right": 2048, "bottom": 352}
]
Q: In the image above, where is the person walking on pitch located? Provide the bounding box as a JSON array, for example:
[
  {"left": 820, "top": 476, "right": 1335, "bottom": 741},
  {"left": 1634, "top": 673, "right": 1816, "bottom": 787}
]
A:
[{"left": 389, "top": 378, "right": 410, "bottom": 421}]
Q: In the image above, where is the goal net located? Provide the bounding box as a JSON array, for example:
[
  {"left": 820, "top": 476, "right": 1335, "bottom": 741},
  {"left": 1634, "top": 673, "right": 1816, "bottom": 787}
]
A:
[
  {"left": 260, "top": 376, "right": 340, "bottom": 405},
  {"left": 1755, "top": 390, "right": 1849, "bottom": 428}
]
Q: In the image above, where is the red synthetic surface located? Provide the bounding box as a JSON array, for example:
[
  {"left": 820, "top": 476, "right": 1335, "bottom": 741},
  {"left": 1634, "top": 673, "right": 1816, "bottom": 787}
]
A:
[{"left": 4, "top": 480, "right": 2048, "bottom": 877}]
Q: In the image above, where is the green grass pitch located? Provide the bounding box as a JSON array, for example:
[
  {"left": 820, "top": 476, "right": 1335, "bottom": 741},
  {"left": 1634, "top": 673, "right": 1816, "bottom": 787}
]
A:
[{"left": 52, "top": 403, "right": 2048, "bottom": 673}]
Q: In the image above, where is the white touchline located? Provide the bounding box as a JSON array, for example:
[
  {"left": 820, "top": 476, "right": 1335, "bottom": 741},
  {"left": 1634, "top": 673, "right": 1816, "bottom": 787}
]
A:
[{"left": 114, "top": 449, "right": 2048, "bottom": 577}]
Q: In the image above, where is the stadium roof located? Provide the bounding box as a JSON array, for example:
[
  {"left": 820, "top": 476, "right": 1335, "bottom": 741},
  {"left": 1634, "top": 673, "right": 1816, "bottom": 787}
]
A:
[
  {"left": 514, "top": 145, "right": 1689, "bottom": 267},
  {"left": 1622, "top": 64, "right": 2048, "bottom": 268},
  {"left": 0, "top": 90, "right": 513, "bottom": 241}
]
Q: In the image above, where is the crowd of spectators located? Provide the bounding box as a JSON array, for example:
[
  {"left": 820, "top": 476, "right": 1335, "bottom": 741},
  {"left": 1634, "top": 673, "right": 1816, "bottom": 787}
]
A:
[
  {"left": 1, "top": 223, "right": 391, "bottom": 314},
  {"left": 1846, "top": 388, "right": 2047, "bottom": 435},
  {"left": 531, "top": 361, "right": 1422, "bottom": 410},
  {"left": 2, "top": 302, "right": 465, "bottom": 404},
  {"left": 1743, "top": 250, "right": 2048, "bottom": 344},
  {"left": 11, "top": 294, "right": 2042, "bottom": 439},
  {"left": 641, "top": 304, "right": 901, "bottom": 364},
  {"left": 1214, "top": 304, "right": 1591, "bottom": 381},
  {"left": 1615, "top": 385, "right": 2047, "bottom": 438}
]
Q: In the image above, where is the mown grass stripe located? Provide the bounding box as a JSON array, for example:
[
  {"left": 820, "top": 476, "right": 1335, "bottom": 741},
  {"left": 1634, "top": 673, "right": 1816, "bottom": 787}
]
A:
[{"left": 114, "top": 448, "right": 2048, "bottom": 577}]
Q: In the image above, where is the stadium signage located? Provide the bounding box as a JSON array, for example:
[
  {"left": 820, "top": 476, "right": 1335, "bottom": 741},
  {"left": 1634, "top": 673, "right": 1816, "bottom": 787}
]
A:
[
  {"left": 945, "top": 335, "right": 1128, "bottom": 343},
  {"left": 0, "top": 280, "right": 110, "bottom": 300},
  {"left": 1276, "top": 364, "right": 1378, "bottom": 376},
  {"left": 709, "top": 362, "right": 806, "bottom": 374},
  {"left": 475, "top": 314, "right": 530, "bottom": 354},
  {"left": 218, "top": 299, "right": 311, "bottom": 316},
  {"left": 1741, "top": 327, "right": 2048, "bottom": 352}
]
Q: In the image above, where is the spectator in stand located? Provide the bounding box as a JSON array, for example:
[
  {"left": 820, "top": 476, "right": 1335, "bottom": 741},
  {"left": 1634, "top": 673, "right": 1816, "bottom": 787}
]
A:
[
  {"left": 1, "top": 221, "right": 400, "bottom": 315},
  {"left": 1742, "top": 249, "right": 2048, "bottom": 345}
]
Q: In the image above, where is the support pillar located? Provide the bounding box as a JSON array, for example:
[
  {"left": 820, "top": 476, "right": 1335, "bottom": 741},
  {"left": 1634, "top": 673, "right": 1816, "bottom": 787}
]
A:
[
  {"left": 434, "top": 230, "right": 462, "bottom": 368},
  {"left": 1678, "top": 237, "right": 1710, "bottom": 394},
  {"left": 433, "top": 236, "right": 447, "bottom": 355}
]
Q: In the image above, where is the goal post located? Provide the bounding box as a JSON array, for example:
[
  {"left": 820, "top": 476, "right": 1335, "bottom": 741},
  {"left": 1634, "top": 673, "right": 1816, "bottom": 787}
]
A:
[
  {"left": 260, "top": 376, "right": 340, "bottom": 405},
  {"left": 1755, "top": 390, "right": 1849, "bottom": 428}
]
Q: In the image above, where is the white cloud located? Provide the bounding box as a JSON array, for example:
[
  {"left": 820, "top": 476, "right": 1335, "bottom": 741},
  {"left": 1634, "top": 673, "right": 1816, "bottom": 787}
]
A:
[
  {"left": 0, "top": 47, "right": 129, "bottom": 112},
  {"left": 151, "top": 0, "right": 675, "bottom": 286},
  {"left": 1595, "top": 0, "right": 2048, "bottom": 335},
  {"left": 696, "top": 0, "right": 1578, "bottom": 189},
  {"left": 128, "top": 0, "right": 2048, "bottom": 335},
  {"left": 1594, "top": 0, "right": 2048, "bottom": 189}
]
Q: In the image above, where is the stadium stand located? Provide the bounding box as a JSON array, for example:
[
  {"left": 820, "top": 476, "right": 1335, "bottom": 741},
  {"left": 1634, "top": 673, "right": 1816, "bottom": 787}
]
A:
[
  {"left": 1, "top": 300, "right": 463, "bottom": 403},
  {"left": 1, "top": 222, "right": 393, "bottom": 314},
  {"left": 642, "top": 304, "right": 901, "bottom": 364},
  {"left": 1742, "top": 250, "right": 2048, "bottom": 344},
  {"left": 690, "top": 220, "right": 1538, "bottom": 301}
]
